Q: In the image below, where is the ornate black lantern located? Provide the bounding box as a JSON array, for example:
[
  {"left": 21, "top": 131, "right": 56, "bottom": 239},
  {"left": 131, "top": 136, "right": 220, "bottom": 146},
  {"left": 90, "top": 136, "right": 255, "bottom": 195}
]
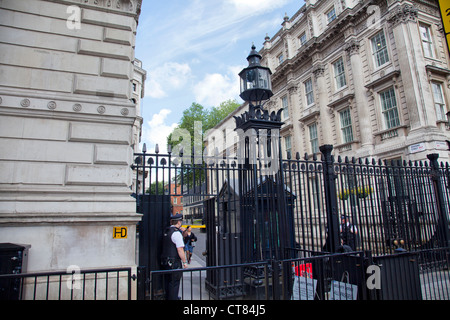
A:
[{"left": 239, "top": 44, "right": 273, "bottom": 106}]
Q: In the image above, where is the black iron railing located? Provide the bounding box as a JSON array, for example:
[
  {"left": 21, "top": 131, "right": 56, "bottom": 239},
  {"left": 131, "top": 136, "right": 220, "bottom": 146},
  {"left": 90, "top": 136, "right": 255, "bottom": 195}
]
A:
[
  {"left": 0, "top": 267, "right": 135, "bottom": 300},
  {"left": 133, "top": 144, "right": 450, "bottom": 300}
]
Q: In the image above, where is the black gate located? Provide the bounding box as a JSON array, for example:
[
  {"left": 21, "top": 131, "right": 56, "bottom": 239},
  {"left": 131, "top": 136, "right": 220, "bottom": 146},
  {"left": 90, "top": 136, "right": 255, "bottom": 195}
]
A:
[
  {"left": 136, "top": 194, "right": 170, "bottom": 299},
  {"left": 132, "top": 144, "right": 450, "bottom": 300},
  {"left": 132, "top": 99, "right": 450, "bottom": 300}
]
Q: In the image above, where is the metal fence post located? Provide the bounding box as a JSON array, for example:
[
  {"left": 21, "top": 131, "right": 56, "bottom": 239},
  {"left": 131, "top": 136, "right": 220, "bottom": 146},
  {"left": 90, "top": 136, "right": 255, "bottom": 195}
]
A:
[
  {"left": 427, "top": 153, "right": 450, "bottom": 248},
  {"left": 136, "top": 266, "right": 146, "bottom": 300},
  {"left": 320, "top": 145, "right": 340, "bottom": 253}
]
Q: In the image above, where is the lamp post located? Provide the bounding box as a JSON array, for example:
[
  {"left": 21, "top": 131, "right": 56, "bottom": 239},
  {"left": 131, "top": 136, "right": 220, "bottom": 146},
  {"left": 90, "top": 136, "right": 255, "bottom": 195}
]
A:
[
  {"left": 236, "top": 45, "right": 295, "bottom": 299},
  {"left": 235, "top": 44, "right": 293, "bottom": 260},
  {"left": 238, "top": 44, "right": 273, "bottom": 108}
]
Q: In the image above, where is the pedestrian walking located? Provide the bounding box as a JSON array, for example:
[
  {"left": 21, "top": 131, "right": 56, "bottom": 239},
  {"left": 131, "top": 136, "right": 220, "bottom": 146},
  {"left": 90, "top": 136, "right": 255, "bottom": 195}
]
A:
[
  {"left": 160, "top": 213, "right": 188, "bottom": 300},
  {"left": 183, "top": 226, "right": 197, "bottom": 264}
]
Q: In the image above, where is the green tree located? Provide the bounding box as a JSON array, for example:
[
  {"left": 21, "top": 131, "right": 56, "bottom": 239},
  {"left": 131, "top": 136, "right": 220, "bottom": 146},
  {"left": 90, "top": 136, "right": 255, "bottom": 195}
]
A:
[
  {"left": 206, "top": 99, "right": 241, "bottom": 130},
  {"left": 146, "top": 181, "right": 165, "bottom": 195},
  {"left": 166, "top": 99, "right": 240, "bottom": 187},
  {"left": 167, "top": 99, "right": 240, "bottom": 153}
]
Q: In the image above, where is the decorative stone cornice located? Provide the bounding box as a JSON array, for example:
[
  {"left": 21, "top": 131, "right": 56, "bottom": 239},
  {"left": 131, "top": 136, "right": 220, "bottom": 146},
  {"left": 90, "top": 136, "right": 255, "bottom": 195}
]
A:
[
  {"left": 387, "top": 4, "right": 418, "bottom": 27},
  {"left": 47, "top": 0, "right": 142, "bottom": 18}
]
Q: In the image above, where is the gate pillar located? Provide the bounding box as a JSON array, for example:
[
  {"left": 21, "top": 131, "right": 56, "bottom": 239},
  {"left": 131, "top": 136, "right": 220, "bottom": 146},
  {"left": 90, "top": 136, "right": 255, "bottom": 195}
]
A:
[{"left": 320, "top": 145, "right": 340, "bottom": 253}]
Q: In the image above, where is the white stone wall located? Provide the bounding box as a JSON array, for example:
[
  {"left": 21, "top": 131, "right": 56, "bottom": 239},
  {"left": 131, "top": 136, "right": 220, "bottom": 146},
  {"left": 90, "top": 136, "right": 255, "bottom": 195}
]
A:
[{"left": 0, "top": 0, "right": 143, "bottom": 273}]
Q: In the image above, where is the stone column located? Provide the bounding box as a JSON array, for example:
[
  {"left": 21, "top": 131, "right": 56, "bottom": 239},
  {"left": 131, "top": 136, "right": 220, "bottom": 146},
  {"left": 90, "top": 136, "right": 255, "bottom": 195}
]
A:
[
  {"left": 345, "top": 40, "right": 373, "bottom": 152},
  {"left": 387, "top": 4, "right": 437, "bottom": 130},
  {"left": 313, "top": 64, "right": 333, "bottom": 145}
]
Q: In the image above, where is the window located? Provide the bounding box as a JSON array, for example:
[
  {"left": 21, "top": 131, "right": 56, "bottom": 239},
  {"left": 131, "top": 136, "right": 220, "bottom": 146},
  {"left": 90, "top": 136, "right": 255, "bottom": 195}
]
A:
[
  {"left": 309, "top": 123, "right": 319, "bottom": 154},
  {"left": 278, "top": 53, "right": 284, "bottom": 65},
  {"left": 285, "top": 135, "right": 292, "bottom": 158},
  {"left": 371, "top": 31, "right": 389, "bottom": 68},
  {"left": 282, "top": 95, "right": 289, "bottom": 119},
  {"left": 380, "top": 87, "right": 400, "bottom": 129},
  {"left": 333, "top": 57, "right": 347, "bottom": 90},
  {"left": 305, "top": 78, "right": 314, "bottom": 106},
  {"left": 299, "top": 33, "right": 307, "bottom": 47},
  {"left": 339, "top": 108, "right": 354, "bottom": 143},
  {"left": 432, "top": 82, "right": 447, "bottom": 121},
  {"left": 326, "top": 7, "right": 336, "bottom": 24},
  {"left": 132, "top": 82, "right": 137, "bottom": 92},
  {"left": 420, "top": 24, "right": 434, "bottom": 58}
]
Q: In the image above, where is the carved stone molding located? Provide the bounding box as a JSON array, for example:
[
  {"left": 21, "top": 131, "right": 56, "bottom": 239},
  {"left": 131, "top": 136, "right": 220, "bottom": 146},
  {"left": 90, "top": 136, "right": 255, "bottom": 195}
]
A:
[
  {"left": 20, "top": 99, "right": 30, "bottom": 108},
  {"left": 79, "top": 0, "right": 142, "bottom": 15},
  {"left": 312, "top": 65, "right": 325, "bottom": 78},
  {"left": 287, "top": 85, "right": 298, "bottom": 95},
  {"left": 47, "top": 101, "right": 57, "bottom": 110},
  {"left": 387, "top": 4, "right": 418, "bottom": 27},
  {"left": 344, "top": 40, "right": 360, "bottom": 56},
  {"left": 120, "top": 108, "right": 129, "bottom": 116},
  {"left": 97, "top": 105, "right": 106, "bottom": 114},
  {"left": 73, "top": 103, "right": 82, "bottom": 112}
]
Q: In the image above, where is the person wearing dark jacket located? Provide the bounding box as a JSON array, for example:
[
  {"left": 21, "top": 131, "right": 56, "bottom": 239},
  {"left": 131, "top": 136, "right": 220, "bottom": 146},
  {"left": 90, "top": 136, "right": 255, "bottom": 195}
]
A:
[
  {"left": 183, "top": 226, "right": 197, "bottom": 264},
  {"left": 160, "top": 214, "right": 187, "bottom": 300}
]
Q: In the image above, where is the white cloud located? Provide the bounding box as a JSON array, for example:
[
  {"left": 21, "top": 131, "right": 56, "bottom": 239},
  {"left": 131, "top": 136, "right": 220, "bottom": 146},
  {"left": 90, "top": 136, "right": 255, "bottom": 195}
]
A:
[
  {"left": 193, "top": 66, "right": 243, "bottom": 107},
  {"left": 146, "top": 62, "right": 192, "bottom": 99},
  {"left": 140, "top": 0, "right": 293, "bottom": 66},
  {"left": 143, "top": 108, "right": 178, "bottom": 153},
  {"left": 227, "top": 0, "right": 291, "bottom": 15}
]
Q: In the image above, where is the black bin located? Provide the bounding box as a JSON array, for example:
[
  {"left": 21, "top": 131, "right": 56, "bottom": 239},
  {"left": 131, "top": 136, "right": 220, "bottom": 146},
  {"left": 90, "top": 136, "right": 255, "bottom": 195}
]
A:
[{"left": 0, "top": 243, "right": 30, "bottom": 300}]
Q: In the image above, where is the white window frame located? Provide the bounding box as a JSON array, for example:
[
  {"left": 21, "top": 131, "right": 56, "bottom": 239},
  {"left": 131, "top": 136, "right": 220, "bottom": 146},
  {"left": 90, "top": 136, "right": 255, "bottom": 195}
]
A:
[
  {"left": 333, "top": 57, "right": 347, "bottom": 90},
  {"left": 326, "top": 7, "right": 336, "bottom": 24},
  {"left": 309, "top": 123, "right": 319, "bottom": 154},
  {"left": 339, "top": 108, "right": 354, "bottom": 144},
  {"left": 299, "top": 32, "right": 307, "bottom": 47},
  {"left": 419, "top": 23, "right": 435, "bottom": 59},
  {"left": 285, "top": 135, "right": 292, "bottom": 158},
  {"left": 371, "top": 31, "right": 390, "bottom": 68},
  {"left": 304, "top": 78, "right": 314, "bottom": 106},
  {"left": 379, "top": 87, "right": 400, "bottom": 129},
  {"left": 278, "top": 53, "right": 284, "bottom": 65},
  {"left": 432, "top": 82, "right": 447, "bottom": 121},
  {"left": 282, "top": 95, "right": 289, "bottom": 119}
]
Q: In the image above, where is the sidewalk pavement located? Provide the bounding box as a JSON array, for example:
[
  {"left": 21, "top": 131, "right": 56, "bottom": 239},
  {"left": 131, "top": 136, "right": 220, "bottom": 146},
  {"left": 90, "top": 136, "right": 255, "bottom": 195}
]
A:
[
  {"left": 179, "top": 251, "right": 210, "bottom": 300},
  {"left": 188, "top": 251, "right": 206, "bottom": 268}
]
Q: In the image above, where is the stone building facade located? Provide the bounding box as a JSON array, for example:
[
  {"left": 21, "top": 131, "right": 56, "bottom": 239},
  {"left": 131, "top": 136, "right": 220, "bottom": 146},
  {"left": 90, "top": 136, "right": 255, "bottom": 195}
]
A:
[
  {"left": 262, "top": 0, "right": 450, "bottom": 162},
  {"left": 208, "top": 0, "right": 450, "bottom": 164},
  {"left": 0, "top": 0, "right": 144, "bottom": 274}
]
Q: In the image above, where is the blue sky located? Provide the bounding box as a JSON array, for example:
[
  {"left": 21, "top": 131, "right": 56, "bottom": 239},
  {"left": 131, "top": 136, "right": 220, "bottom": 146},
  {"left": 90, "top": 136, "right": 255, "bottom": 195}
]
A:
[{"left": 135, "top": 0, "right": 305, "bottom": 153}]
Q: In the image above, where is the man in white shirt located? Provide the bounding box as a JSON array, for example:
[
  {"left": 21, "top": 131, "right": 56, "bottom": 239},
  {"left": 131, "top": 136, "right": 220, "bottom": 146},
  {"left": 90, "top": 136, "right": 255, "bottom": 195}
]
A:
[{"left": 161, "top": 213, "right": 187, "bottom": 300}]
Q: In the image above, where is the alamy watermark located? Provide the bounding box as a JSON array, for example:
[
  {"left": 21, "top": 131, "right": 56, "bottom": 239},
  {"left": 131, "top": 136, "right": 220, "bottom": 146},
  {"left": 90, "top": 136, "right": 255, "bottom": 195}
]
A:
[
  {"left": 366, "top": 264, "right": 381, "bottom": 290},
  {"left": 66, "top": 265, "right": 81, "bottom": 290},
  {"left": 66, "top": 5, "right": 81, "bottom": 30}
]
